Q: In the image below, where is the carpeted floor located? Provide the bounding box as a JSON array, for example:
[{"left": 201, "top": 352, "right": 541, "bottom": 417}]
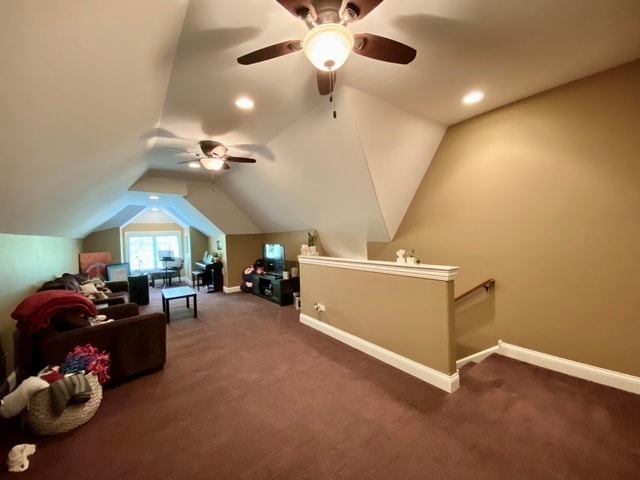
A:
[{"left": 1, "top": 285, "right": 639, "bottom": 479}]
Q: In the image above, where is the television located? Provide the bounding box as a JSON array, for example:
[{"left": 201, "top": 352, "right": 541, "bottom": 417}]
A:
[{"left": 263, "top": 243, "right": 285, "bottom": 276}]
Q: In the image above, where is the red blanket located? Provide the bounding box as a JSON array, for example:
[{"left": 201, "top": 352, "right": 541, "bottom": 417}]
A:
[{"left": 11, "top": 290, "right": 98, "bottom": 335}]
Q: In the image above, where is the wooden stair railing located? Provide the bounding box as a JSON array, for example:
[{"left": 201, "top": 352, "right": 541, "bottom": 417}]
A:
[{"left": 455, "top": 278, "right": 495, "bottom": 302}]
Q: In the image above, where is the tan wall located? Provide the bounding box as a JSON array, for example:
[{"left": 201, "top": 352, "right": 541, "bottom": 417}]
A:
[
  {"left": 189, "top": 227, "right": 209, "bottom": 270},
  {"left": 370, "top": 60, "right": 640, "bottom": 376},
  {"left": 300, "top": 263, "right": 456, "bottom": 374},
  {"left": 0, "top": 234, "right": 81, "bottom": 374},
  {"left": 82, "top": 227, "right": 122, "bottom": 263},
  {"left": 225, "top": 230, "right": 318, "bottom": 288},
  {"left": 225, "top": 234, "right": 265, "bottom": 288}
]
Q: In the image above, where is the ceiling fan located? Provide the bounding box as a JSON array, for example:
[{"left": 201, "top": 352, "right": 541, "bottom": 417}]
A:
[
  {"left": 237, "top": 0, "right": 416, "bottom": 96},
  {"left": 170, "top": 140, "right": 257, "bottom": 171}
]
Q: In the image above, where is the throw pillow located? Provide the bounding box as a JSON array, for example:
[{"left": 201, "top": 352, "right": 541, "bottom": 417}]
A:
[
  {"left": 84, "top": 277, "right": 112, "bottom": 294},
  {"left": 89, "top": 291, "right": 108, "bottom": 300},
  {"left": 80, "top": 283, "right": 98, "bottom": 295},
  {"left": 87, "top": 277, "right": 106, "bottom": 287}
]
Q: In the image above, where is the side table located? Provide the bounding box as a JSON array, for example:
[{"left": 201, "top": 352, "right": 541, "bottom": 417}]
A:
[{"left": 162, "top": 286, "right": 197, "bottom": 323}]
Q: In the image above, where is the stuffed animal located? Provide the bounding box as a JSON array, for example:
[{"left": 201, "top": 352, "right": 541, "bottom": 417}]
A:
[{"left": 0, "top": 377, "right": 49, "bottom": 418}]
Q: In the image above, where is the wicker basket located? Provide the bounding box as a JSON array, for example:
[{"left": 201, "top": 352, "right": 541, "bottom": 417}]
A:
[{"left": 25, "top": 373, "right": 102, "bottom": 435}]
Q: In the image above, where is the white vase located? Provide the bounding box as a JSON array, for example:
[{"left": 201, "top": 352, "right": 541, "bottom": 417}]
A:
[
  {"left": 406, "top": 257, "right": 415, "bottom": 264},
  {"left": 309, "top": 245, "right": 317, "bottom": 255}
]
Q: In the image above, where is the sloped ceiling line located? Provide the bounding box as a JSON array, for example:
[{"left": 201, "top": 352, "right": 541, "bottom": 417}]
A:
[{"left": 346, "top": 87, "right": 447, "bottom": 241}]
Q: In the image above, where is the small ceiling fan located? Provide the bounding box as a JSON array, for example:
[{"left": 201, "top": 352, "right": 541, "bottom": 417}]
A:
[
  {"left": 237, "top": 0, "right": 416, "bottom": 95},
  {"left": 170, "top": 140, "right": 257, "bottom": 171}
]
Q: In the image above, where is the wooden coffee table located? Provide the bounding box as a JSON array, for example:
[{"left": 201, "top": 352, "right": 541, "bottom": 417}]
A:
[{"left": 161, "top": 286, "right": 197, "bottom": 324}]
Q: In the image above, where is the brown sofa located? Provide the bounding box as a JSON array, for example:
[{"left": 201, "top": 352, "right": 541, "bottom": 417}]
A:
[
  {"left": 15, "top": 303, "right": 166, "bottom": 387},
  {"left": 38, "top": 272, "right": 129, "bottom": 307}
]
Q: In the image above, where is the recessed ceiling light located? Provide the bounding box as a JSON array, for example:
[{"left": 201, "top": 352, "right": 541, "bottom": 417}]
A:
[
  {"left": 149, "top": 195, "right": 159, "bottom": 200},
  {"left": 188, "top": 161, "right": 201, "bottom": 168},
  {"left": 235, "top": 97, "right": 254, "bottom": 109},
  {"left": 463, "top": 91, "right": 484, "bottom": 104},
  {"left": 151, "top": 207, "right": 159, "bottom": 212}
]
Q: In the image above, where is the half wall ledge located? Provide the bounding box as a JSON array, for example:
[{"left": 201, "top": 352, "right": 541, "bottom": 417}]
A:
[
  {"left": 297, "top": 255, "right": 459, "bottom": 392},
  {"left": 297, "top": 255, "right": 459, "bottom": 281}
]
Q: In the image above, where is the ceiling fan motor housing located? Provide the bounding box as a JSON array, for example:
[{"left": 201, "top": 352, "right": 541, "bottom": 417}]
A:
[{"left": 237, "top": 0, "right": 416, "bottom": 93}]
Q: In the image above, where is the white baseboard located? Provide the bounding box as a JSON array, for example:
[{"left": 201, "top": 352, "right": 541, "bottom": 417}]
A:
[
  {"left": 300, "top": 313, "right": 459, "bottom": 393},
  {"left": 456, "top": 345, "right": 500, "bottom": 370},
  {"left": 498, "top": 341, "right": 640, "bottom": 395},
  {"left": 224, "top": 286, "right": 241, "bottom": 293}
]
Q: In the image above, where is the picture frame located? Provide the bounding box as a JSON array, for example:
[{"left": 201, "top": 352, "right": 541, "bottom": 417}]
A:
[
  {"left": 79, "top": 251, "right": 113, "bottom": 279},
  {"left": 106, "top": 263, "right": 130, "bottom": 282},
  {"left": 216, "top": 240, "right": 222, "bottom": 250}
]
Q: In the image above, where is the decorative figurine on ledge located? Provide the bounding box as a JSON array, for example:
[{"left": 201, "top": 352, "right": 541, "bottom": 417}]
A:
[{"left": 396, "top": 248, "right": 421, "bottom": 264}]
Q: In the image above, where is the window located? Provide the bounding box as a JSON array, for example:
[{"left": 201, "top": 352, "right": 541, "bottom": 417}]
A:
[{"left": 126, "top": 232, "right": 181, "bottom": 272}]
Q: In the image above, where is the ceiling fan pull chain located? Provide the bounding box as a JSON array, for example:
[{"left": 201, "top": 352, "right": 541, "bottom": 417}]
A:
[
  {"left": 331, "top": 70, "right": 337, "bottom": 119},
  {"left": 329, "top": 69, "right": 334, "bottom": 102}
]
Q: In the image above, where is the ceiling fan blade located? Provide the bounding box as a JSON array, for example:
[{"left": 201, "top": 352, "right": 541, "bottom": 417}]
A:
[
  {"left": 165, "top": 147, "right": 199, "bottom": 155},
  {"left": 317, "top": 70, "right": 337, "bottom": 96},
  {"left": 353, "top": 33, "right": 416, "bottom": 64},
  {"left": 225, "top": 156, "right": 257, "bottom": 164},
  {"left": 237, "top": 40, "right": 302, "bottom": 65},
  {"left": 345, "top": 0, "right": 385, "bottom": 21},
  {"left": 143, "top": 128, "right": 187, "bottom": 140},
  {"left": 177, "top": 159, "right": 199, "bottom": 164},
  {"left": 222, "top": 161, "right": 231, "bottom": 170},
  {"left": 276, "top": 0, "right": 317, "bottom": 20}
]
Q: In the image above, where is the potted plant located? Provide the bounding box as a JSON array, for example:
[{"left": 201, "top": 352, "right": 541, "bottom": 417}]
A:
[
  {"left": 307, "top": 230, "right": 318, "bottom": 254},
  {"left": 406, "top": 249, "right": 415, "bottom": 264}
]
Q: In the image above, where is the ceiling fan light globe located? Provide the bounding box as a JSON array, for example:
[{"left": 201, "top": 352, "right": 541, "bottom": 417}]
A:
[
  {"left": 303, "top": 24, "right": 354, "bottom": 71},
  {"left": 200, "top": 157, "right": 225, "bottom": 171}
]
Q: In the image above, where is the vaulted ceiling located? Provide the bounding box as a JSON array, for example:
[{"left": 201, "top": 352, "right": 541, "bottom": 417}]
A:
[{"left": 2, "top": 1, "right": 639, "bottom": 257}]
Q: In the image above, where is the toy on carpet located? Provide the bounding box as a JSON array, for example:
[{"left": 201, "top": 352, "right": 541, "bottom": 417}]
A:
[
  {"left": 7, "top": 444, "right": 37, "bottom": 472},
  {"left": 60, "top": 344, "right": 111, "bottom": 385}
]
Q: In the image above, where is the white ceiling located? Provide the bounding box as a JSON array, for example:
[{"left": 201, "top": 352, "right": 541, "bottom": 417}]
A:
[{"left": 2, "top": 1, "right": 639, "bottom": 255}]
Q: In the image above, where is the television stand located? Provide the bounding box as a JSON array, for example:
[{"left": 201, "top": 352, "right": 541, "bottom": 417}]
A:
[{"left": 252, "top": 274, "right": 300, "bottom": 306}]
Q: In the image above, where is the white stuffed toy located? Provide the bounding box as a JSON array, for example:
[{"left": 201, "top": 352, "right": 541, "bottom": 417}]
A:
[
  {"left": 7, "top": 444, "right": 37, "bottom": 472},
  {"left": 396, "top": 249, "right": 406, "bottom": 263},
  {"left": 0, "top": 376, "right": 49, "bottom": 419}
]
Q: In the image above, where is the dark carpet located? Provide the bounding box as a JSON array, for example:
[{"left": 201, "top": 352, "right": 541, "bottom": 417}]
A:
[{"left": 1, "top": 284, "right": 639, "bottom": 479}]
